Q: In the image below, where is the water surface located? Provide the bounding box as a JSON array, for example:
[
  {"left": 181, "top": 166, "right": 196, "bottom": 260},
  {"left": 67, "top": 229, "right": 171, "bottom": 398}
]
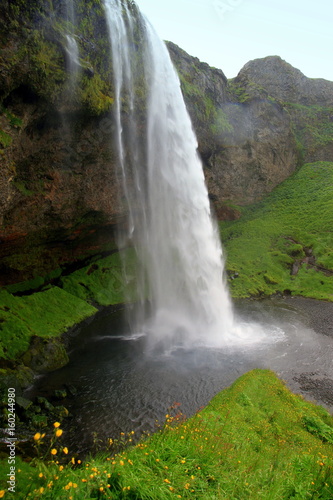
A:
[{"left": 27, "top": 298, "right": 333, "bottom": 455}]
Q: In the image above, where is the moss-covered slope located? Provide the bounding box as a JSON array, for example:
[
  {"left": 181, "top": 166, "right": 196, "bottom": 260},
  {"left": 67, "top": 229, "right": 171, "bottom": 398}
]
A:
[{"left": 0, "top": 250, "right": 137, "bottom": 369}]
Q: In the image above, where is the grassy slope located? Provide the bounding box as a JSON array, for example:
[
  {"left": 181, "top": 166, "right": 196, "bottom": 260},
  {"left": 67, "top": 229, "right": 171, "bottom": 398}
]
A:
[
  {"left": 0, "top": 251, "right": 137, "bottom": 362},
  {"left": 1, "top": 370, "right": 333, "bottom": 499},
  {"left": 221, "top": 162, "right": 333, "bottom": 300}
]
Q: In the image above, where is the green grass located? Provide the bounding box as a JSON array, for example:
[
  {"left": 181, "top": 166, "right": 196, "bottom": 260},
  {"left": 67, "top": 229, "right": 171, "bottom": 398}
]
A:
[
  {"left": 0, "top": 250, "right": 137, "bottom": 362},
  {"left": 0, "top": 288, "right": 97, "bottom": 360},
  {"left": 1, "top": 370, "right": 332, "bottom": 499},
  {"left": 220, "top": 162, "right": 333, "bottom": 300},
  {"left": 60, "top": 250, "right": 138, "bottom": 307}
]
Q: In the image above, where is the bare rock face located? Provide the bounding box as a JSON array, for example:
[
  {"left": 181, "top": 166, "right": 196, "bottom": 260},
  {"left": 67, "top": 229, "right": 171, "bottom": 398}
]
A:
[
  {"left": 232, "top": 56, "right": 333, "bottom": 165},
  {"left": 236, "top": 56, "right": 333, "bottom": 107},
  {"left": 204, "top": 99, "right": 298, "bottom": 204},
  {"left": 168, "top": 45, "right": 300, "bottom": 206}
]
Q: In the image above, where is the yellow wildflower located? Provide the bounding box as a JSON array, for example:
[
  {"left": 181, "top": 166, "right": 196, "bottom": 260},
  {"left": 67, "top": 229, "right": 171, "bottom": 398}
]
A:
[
  {"left": 0, "top": 491, "right": 5, "bottom": 498},
  {"left": 51, "top": 449, "right": 57, "bottom": 455},
  {"left": 63, "top": 447, "right": 68, "bottom": 455},
  {"left": 53, "top": 422, "right": 61, "bottom": 428},
  {"left": 55, "top": 429, "right": 63, "bottom": 437},
  {"left": 34, "top": 433, "right": 41, "bottom": 441}
]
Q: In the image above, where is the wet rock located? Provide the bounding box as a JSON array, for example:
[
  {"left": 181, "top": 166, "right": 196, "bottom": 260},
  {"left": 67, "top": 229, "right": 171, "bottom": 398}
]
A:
[
  {"left": 37, "top": 396, "right": 55, "bottom": 412},
  {"left": 0, "top": 365, "right": 34, "bottom": 392},
  {"left": 65, "top": 384, "right": 78, "bottom": 397},
  {"left": 55, "top": 388, "right": 68, "bottom": 399},
  {"left": 21, "top": 338, "right": 69, "bottom": 374},
  {"left": 16, "top": 396, "right": 33, "bottom": 410}
]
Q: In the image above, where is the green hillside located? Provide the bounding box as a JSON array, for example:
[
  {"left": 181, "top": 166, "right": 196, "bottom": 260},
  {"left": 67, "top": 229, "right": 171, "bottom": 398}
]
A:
[{"left": 221, "top": 162, "right": 333, "bottom": 300}]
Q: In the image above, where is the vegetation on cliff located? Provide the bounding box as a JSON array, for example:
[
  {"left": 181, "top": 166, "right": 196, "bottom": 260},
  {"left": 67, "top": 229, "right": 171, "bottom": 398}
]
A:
[
  {"left": 221, "top": 161, "right": 333, "bottom": 300},
  {"left": 1, "top": 370, "right": 332, "bottom": 499}
]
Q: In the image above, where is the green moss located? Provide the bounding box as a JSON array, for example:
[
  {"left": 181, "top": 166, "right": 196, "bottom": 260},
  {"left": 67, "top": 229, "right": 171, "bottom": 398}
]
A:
[
  {"left": 178, "top": 75, "right": 233, "bottom": 136},
  {"left": 283, "top": 102, "right": 333, "bottom": 155},
  {"left": 210, "top": 108, "right": 234, "bottom": 134},
  {"left": 0, "top": 247, "right": 139, "bottom": 362},
  {"left": 79, "top": 74, "right": 114, "bottom": 115},
  {"left": 0, "top": 288, "right": 97, "bottom": 360},
  {"left": 28, "top": 34, "right": 66, "bottom": 101},
  {"left": 0, "top": 129, "right": 12, "bottom": 147},
  {"left": 12, "top": 179, "right": 34, "bottom": 196},
  {"left": 60, "top": 249, "right": 137, "bottom": 306},
  {"left": 1, "top": 105, "right": 23, "bottom": 127},
  {"left": 227, "top": 79, "right": 251, "bottom": 102},
  {"left": 221, "top": 162, "right": 333, "bottom": 300}
]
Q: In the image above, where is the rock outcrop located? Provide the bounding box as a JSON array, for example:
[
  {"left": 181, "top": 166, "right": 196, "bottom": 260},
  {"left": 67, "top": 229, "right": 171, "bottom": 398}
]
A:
[{"left": 236, "top": 56, "right": 333, "bottom": 107}]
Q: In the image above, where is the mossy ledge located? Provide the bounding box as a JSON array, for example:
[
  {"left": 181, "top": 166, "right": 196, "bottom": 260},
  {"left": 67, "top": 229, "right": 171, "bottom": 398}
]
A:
[
  {"left": 0, "top": 369, "right": 332, "bottom": 498},
  {"left": 0, "top": 248, "right": 137, "bottom": 390}
]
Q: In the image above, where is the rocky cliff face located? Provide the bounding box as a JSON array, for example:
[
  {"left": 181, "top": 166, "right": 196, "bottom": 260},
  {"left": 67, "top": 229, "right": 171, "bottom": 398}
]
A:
[
  {"left": 0, "top": 1, "right": 332, "bottom": 285},
  {"left": 236, "top": 56, "right": 333, "bottom": 106},
  {"left": 233, "top": 56, "right": 333, "bottom": 165},
  {"left": 0, "top": 0, "right": 125, "bottom": 283},
  {"left": 168, "top": 48, "right": 333, "bottom": 209}
]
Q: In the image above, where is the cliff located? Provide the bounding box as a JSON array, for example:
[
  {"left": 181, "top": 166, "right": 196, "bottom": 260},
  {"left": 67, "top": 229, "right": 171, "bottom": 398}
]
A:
[
  {"left": 0, "top": 1, "right": 332, "bottom": 286},
  {"left": 168, "top": 46, "right": 333, "bottom": 211},
  {"left": 233, "top": 56, "right": 333, "bottom": 165}
]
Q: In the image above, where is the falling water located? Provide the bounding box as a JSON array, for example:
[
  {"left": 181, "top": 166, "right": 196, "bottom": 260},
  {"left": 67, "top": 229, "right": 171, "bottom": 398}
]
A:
[
  {"left": 104, "top": 0, "right": 235, "bottom": 349},
  {"left": 64, "top": 0, "right": 79, "bottom": 84}
]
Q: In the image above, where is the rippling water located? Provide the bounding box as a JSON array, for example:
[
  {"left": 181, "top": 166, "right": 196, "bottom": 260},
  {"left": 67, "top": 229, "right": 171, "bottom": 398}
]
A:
[{"left": 26, "top": 298, "right": 333, "bottom": 455}]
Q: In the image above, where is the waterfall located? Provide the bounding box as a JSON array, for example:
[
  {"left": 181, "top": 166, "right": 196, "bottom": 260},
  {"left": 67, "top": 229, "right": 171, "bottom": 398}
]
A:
[
  {"left": 104, "top": 0, "right": 234, "bottom": 349},
  {"left": 64, "top": 0, "right": 79, "bottom": 85}
]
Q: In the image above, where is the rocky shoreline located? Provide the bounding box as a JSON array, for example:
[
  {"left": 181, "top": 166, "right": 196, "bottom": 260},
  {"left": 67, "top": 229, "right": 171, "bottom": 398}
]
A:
[{"left": 284, "top": 297, "right": 333, "bottom": 412}]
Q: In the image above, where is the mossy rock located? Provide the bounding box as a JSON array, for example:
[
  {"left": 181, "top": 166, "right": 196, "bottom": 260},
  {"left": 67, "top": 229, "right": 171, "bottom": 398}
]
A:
[
  {"left": 21, "top": 337, "right": 69, "bottom": 373},
  {"left": 0, "top": 287, "right": 97, "bottom": 361},
  {"left": 0, "top": 365, "right": 34, "bottom": 392}
]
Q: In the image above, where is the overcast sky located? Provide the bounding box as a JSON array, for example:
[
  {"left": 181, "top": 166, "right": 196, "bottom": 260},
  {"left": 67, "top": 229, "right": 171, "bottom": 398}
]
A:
[{"left": 135, "top": 0, "right": 333, "bottom": 81}]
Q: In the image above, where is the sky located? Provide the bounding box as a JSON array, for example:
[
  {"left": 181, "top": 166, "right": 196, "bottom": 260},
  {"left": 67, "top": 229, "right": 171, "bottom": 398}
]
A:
[{"left": 135, "top": 0, "right": 333, "bottom": 81}]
